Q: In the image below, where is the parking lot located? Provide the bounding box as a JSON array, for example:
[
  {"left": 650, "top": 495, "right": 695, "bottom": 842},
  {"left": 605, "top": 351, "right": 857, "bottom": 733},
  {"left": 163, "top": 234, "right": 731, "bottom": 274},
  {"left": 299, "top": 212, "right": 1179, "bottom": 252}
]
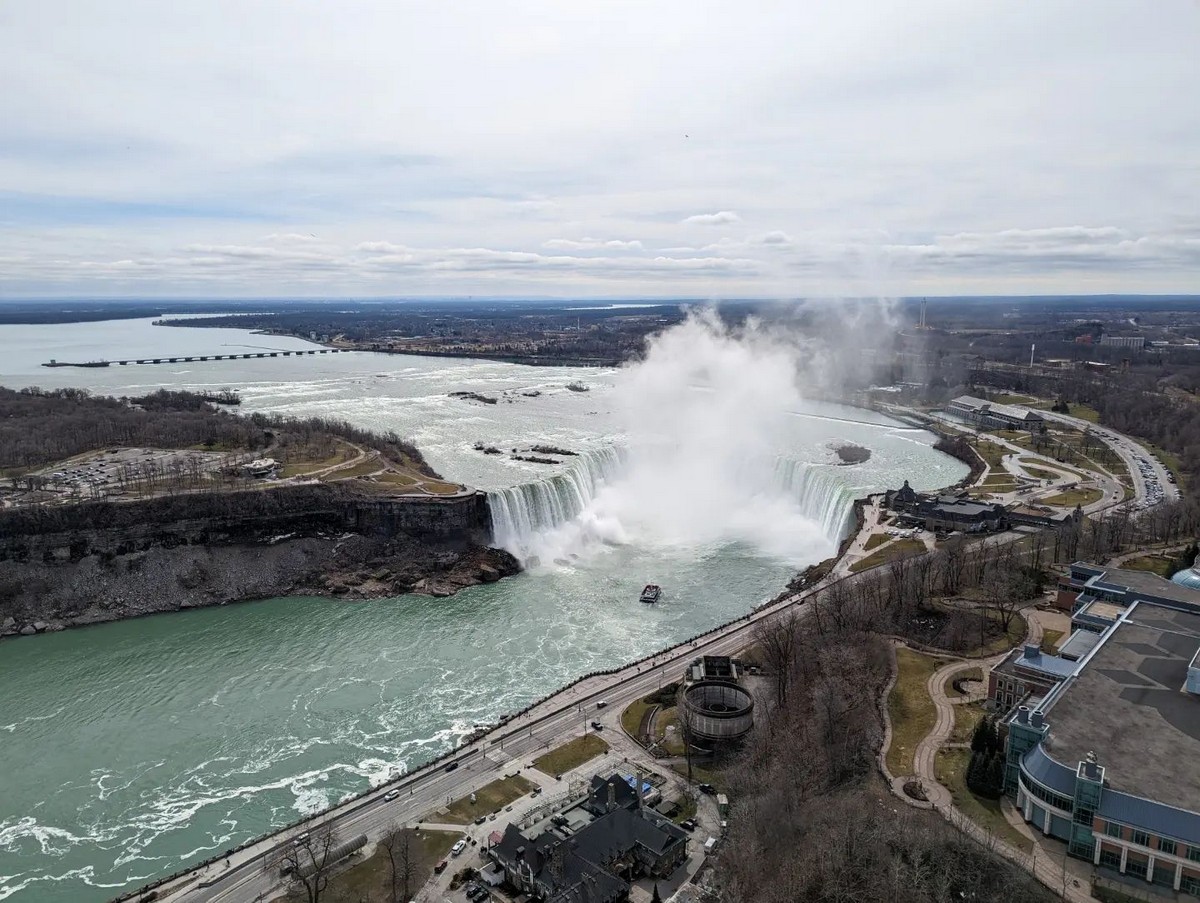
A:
[{"left": 33, "top": 447, "right": 236, "bottom": 500}]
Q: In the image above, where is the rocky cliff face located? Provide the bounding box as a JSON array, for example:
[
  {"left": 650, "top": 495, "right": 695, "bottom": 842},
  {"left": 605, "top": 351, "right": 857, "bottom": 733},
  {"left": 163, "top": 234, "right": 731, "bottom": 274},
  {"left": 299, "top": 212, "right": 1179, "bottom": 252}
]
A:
[{"left": 0, "top": 488, "right": 518, "bottom": 639}]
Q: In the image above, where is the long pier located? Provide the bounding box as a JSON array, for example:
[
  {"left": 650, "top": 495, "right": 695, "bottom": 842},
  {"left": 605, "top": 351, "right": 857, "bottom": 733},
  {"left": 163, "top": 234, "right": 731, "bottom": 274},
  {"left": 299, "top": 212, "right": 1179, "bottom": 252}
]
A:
[{"left": 41, "top": 349, "right": 350, "bottom": 368}]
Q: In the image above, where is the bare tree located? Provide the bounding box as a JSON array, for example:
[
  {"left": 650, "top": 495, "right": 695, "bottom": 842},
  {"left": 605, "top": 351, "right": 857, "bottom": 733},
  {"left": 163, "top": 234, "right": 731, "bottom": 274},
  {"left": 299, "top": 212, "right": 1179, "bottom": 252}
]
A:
[
  {"left": 754, "top": 612, "right": 800, "bottom": 707},
  {"left": 379, "top": 821, "right": 416, "bottom": 903},
  {"left": 264, "top": 823, "right": 343, "bottom": 903}
]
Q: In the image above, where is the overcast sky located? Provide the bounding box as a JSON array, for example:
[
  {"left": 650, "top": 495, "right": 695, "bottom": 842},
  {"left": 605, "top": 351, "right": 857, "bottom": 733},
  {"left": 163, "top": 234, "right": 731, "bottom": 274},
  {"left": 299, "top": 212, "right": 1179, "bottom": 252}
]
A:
[{"left": 1, "top": 2, "right": 1198, "bottom": 299}]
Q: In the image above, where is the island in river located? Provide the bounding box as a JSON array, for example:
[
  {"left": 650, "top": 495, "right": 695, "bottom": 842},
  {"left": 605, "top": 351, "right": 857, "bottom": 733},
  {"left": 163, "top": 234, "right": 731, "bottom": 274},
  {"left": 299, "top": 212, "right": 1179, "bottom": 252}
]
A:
[{"left": 0, "top": 387, "right": 517, "bottom": 639}]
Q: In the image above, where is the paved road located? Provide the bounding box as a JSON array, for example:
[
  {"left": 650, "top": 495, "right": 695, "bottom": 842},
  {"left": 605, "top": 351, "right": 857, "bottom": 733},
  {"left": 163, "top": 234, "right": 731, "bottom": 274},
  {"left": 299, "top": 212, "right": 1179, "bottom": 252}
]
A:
[
  {"left": 150, "top": 410, "right": 1170, "bottom": 903},
  {"left": 1035, "top": 409, "right": 1179, "bottom": 508},
  {"left": 154, "top": 586, "right": 807, "bottom": 903}
]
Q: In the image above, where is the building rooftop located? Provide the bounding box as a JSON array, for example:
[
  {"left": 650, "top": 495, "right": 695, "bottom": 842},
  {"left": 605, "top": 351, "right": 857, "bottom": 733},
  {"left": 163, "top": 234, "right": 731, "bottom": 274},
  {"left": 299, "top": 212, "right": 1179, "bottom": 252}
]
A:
[
  {"left": 995, "top": 644, "right": 1079, "bottom": 680},
  {"left": 1042, "top": 604, "right": 1200, "bottom": 814},
  {"left": 1076, "top": 564, "right": 1200, "bottom": 611}
]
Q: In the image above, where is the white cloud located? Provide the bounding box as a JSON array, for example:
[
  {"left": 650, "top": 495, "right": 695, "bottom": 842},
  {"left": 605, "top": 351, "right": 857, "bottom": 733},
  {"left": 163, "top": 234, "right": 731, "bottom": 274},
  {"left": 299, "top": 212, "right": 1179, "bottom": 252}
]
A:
[
  {"left": 543, "top": 238, "right": 644, "bottom": 251},
  {"left": 681, "top": 211, "right": 741, "bottom": 226},
  {"left": 0, "top": 2, "right": 1196, "bottom": 295}
]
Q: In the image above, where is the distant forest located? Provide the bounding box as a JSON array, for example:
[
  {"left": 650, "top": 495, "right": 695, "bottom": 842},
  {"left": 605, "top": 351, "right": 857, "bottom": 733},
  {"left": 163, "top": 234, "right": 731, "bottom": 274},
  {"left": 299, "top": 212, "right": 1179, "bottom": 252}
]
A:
[{"left": 0, "top": 387, "right": 435, "bottom": 477}]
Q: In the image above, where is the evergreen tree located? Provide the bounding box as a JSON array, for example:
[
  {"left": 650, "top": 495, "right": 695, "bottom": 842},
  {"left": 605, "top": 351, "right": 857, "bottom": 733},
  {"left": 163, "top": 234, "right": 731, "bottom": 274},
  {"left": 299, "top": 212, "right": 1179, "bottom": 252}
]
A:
[
  {"left": 970, "top": 717, "right": 990, "bottom": 754},
  {"left": 988, "top": 752, "right": 1007, "bottom": 797},
  {"left": 966, "top": 750, "right": 985, "bottom": 794}
]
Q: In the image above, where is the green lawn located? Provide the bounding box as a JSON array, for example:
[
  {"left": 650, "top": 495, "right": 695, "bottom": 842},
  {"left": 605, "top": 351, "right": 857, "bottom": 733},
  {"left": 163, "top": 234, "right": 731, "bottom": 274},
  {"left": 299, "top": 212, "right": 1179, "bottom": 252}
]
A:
[
  {"left": 294, "top": 828, "right": 460, "bottom": 903},
  {"left": 1120, "top": 553, "right": 1176, "bottom": 577},
  {"left": 653, "top": 707, "right": 686, "bottom": 756},
  {"left": 621, "top": 697, "right": 653, "bottom": 740},
  {"left": 944, "top": 666, "right": 982, "bottom": 698},
  {"left": 935, "top": 747, "right": 1033, "bottom": 853},
  {"left": 979, "top": 610, "right": 1028, "bottom": 656},
  {"left": 850, "top": 538, "right": 926, "bottom": 573},
  {"left": 1041, "top": 486, "right": 1104, "bottom": 507},
  {"left": 886, "top": 648, "right": 941, "bottom": 776},
  {"left": 532, "top": 734, "right": 609, "bottom": 776},
  {"left": 863, "top": 533, "right": 890, "bottom": 552},
  {"left": 439, "top": 774, "right": 536, "bottom": 824},
  {"left": 1041, "top": 628, "right": 1064, "bottom": 654},
  {"left": 950, "top": 702, "right": 985, "bottom": 744}
]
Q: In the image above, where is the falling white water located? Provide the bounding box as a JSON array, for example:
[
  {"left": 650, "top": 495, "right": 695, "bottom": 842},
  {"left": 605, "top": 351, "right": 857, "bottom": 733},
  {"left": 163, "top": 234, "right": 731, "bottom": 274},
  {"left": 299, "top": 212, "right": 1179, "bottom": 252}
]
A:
[
  {"left": 488, "top": 311, "right": 863, "bottom": 568},
  {"left": 489, "top": 449, "right": 858, "bottom": 565}
]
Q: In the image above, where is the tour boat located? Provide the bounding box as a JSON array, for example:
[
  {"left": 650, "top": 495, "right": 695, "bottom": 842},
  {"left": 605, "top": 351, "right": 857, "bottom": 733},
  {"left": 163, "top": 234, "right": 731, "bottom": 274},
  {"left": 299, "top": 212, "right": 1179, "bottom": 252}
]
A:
[{"left": 639, "top": 584, "right": 661, "bottom": 604}]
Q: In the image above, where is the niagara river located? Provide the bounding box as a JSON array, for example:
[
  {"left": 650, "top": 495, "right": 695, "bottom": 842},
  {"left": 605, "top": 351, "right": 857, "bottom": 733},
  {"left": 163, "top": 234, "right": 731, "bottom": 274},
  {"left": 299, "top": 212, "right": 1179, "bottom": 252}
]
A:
[{"left": 0, "top": 316, "right": 967, "bottom": 901}]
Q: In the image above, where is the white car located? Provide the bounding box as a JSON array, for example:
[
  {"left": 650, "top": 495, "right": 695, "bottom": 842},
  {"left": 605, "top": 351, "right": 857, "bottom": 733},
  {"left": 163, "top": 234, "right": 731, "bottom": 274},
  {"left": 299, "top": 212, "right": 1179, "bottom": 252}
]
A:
[
  {"left": 452, "top": 839, "right": 467, "bottom": 856},
  {"left": 383, "top": 789, "right": 400, "bottom": 802}
]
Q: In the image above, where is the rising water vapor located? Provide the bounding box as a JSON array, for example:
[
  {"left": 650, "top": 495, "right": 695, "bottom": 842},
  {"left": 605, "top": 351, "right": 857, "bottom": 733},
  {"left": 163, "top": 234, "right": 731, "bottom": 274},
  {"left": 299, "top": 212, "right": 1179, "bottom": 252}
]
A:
[{"left": 491, "top": 309, "right": 856, "bottom": 567}]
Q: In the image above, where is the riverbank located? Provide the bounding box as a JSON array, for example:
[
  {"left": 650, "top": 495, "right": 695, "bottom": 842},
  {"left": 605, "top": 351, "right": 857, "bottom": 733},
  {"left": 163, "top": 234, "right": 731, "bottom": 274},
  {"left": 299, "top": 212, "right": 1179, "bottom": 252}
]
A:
[{"left": 0, "top": 487, "right": 519, "bottom": 640}]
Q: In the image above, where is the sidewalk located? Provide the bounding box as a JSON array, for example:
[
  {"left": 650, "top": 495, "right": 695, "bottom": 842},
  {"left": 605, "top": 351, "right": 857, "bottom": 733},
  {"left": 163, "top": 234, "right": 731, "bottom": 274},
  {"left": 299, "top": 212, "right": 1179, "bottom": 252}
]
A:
[{"left": 879, "top": 608, "right": 1100, "bottom": 903}]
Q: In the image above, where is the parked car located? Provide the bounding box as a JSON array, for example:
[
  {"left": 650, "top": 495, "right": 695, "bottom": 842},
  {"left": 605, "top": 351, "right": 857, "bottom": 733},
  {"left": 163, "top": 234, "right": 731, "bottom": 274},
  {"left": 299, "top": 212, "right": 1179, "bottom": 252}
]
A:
[
  {"left": 591, "top": 721, "right": 604, "bottom": 731},
  {"left": 678, "top": 819, "right": 697, "bottom": 832},
  {"left": 698, "top": 783, "right": 716, "bottom": 795},
  {"left": 434, "top": 858, "right": 448, "bottom": 873},
  {"left": 452, "top": 839, "right": 467, "bottom": 856}
]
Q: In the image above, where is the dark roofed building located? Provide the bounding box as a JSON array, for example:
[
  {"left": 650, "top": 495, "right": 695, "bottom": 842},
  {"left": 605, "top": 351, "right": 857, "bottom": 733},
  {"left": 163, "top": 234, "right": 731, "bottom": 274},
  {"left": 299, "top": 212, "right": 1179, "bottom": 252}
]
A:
[{"left": 492, "top": 772, "right": 688, "bottom": 902}]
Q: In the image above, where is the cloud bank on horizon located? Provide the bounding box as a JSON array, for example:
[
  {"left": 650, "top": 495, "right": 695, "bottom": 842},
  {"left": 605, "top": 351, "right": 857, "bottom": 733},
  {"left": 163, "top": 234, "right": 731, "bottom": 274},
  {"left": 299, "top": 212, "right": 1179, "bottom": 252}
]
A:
[{"left": 1, "top": 1, "right": 1197, "bottom": 298}]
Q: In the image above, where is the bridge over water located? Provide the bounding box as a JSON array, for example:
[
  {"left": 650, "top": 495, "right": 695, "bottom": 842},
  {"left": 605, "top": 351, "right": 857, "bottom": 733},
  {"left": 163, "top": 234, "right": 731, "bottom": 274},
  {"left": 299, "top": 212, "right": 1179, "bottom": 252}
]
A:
[{"left": 42, "top": 348, "right": 351, "bottom": 368}]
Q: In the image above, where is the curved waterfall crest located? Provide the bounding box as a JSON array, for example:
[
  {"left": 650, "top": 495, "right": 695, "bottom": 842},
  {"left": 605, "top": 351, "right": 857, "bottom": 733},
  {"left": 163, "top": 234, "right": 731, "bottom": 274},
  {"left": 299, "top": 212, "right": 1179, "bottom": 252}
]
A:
[
  {"left": 488, "top": 446, "right": 858, "bottom": 562},
  {"left": 488, "top": 446, "right": 626, "bottom": 557}
]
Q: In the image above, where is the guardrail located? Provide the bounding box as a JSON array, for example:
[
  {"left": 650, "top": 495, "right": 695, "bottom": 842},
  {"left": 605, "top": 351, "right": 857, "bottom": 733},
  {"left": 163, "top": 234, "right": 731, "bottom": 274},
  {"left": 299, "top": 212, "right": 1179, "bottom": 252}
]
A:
[{"left": 110, "top": 502, "right": 916, "bottom": 903}]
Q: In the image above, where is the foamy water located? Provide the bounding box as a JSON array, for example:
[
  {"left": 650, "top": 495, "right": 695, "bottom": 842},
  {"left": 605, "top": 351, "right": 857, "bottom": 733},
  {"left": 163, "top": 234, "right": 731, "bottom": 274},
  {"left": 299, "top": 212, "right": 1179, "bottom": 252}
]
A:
[{"left": 0, "top": 316, "right": 966, "bottom": 901}]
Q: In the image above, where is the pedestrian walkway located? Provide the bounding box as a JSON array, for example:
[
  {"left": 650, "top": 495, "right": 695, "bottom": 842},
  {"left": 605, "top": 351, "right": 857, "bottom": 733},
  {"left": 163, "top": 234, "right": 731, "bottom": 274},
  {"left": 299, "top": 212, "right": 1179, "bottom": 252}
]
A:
[{"left": 878, "top": 608, "right": 1100, "bottom": 903}]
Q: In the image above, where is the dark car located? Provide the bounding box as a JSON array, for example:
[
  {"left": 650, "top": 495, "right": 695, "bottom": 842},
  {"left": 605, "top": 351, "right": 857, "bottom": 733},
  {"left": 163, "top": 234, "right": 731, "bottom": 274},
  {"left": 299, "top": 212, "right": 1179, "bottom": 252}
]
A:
[
  {"left": 590, "top": 721, "right": 604, "bottom": 731},
  {"left": 679, "top": 819, "right": 697, "bottom": 832},
  {"left": 698, "top": 783, "right": 716, "bottom": 795},
  {"left": 445, "top": 761, "right": 460, "bottom": 773}
]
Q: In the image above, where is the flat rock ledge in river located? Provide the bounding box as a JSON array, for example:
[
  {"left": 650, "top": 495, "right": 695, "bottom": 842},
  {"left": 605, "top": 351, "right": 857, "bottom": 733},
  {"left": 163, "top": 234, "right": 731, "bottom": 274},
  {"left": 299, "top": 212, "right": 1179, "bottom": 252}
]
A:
[{"left": 0, "top": 537, "right": 520, "bottom": 640}]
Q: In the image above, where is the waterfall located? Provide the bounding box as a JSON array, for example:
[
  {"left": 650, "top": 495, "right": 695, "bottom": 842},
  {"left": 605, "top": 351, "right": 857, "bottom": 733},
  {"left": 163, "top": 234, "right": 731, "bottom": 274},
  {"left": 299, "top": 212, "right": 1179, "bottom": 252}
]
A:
[
  {"left": 767, "top": 457, "right": 860, "bottom": 542},
  {"left": 488, "top": 446, "right": 626, "bottom": 560},
  {"left": 488, "top": 445, "right": 859, "bottom": 563}
]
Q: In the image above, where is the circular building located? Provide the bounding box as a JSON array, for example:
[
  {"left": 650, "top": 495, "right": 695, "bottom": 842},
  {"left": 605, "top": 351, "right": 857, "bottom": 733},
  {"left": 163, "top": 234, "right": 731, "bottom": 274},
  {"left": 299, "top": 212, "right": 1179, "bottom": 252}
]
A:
[
  {"left": 680, "top": 680, "right": 754, "bottom": 745},
  {"left": 1171, "top": 567, "right": 1200, "bottom": 591}
]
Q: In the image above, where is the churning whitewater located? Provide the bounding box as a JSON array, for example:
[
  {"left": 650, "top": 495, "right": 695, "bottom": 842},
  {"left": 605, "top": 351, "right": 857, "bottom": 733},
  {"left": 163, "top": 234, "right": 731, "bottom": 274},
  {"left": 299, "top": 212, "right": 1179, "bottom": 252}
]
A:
[
  {"left": 490, "top": 312, "right": 873, "bottom": 566},
  {"left": 0, "top": 313, "right": 968, "bottom": 903}
]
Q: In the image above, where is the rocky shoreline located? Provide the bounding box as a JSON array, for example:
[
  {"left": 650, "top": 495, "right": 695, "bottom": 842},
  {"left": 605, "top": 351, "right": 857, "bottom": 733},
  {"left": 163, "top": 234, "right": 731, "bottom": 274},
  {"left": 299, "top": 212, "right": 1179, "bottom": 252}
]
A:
[{"left": 0, "top": 532, "right": 519, "bottom": 641}]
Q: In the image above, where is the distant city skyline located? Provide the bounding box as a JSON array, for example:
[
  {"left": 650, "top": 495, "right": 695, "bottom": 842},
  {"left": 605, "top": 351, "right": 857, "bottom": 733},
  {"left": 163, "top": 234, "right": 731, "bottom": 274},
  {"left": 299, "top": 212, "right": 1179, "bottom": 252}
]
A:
[{"left": 2, "top": 2, "right": 1198, "bottom": 298}]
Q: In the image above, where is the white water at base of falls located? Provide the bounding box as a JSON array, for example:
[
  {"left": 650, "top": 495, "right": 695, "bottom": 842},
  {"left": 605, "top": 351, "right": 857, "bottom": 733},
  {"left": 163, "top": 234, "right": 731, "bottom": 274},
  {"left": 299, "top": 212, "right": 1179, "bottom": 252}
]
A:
[{"left": 488, "top": 446, "right": 860, "bottom": 566}]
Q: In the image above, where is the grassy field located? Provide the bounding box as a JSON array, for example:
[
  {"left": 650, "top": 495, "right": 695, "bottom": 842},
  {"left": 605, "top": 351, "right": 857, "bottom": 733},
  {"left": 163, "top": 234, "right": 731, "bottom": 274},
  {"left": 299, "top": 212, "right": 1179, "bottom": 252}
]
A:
[
  {"left": 330, "top": 457, "right": 385, "bottom": 480},
  {"left": 949, "top": 702, "right": 985, "bottom": 744},
  {"left": 863, "top": 533, "right": 890, "bottom": 552},
  {"left": 886, "top": 648, "right": 941, "bottom": 776},
  {"left": 1064, "top": 403, "right": 1101, "bottom": 423},
  {"left": 974, "top": 440, "right": 1009, "bottom": 470},
  {"left": 1041, "top": 486, "right": 1104, "bottom": 507},
  {"left": 532, "top": 734, "right": 609, "bottom": 776},
  {"left": 851, "top": 538, "right": 926, "bottom": 573},
  {"left": 980, "top": 610, "right": 1028, "bottom": 656},
  {"left": 277, "top": 440, "right": 357, "bottom": 477},
  {"left": 935, "top": 747, "right": 1033, "bottom": 853},
  {"left": 653, "top": 707, "right": 686, "bottom": 756},
  {"left": 621, "top": 698, "right": 653, "bottom": 740},
  {"left": 1041, "top": 628, "right": 1064, "bottom": 654},
  {"left": 439, "top": 774, "right": 536, "bottom": 824},
  {"left": 293, "top": 828, "right": 460, "bottom": 903},
  {"left": 944, "top": 666, "right": 983, "bottom": 698},
  {"left": 1120, "top": 553, "right": 1176, "bottom": 577}
]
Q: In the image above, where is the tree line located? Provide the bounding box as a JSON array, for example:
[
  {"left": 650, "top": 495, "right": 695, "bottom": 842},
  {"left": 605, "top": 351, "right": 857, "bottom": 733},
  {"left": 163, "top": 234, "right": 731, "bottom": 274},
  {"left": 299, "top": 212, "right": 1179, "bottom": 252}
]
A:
[
  {"left": 710, "top": 587, "right": 1056, "bottom": 902},
  {"left": 0, "top": 387, "right": 436, "bottom": 477}
]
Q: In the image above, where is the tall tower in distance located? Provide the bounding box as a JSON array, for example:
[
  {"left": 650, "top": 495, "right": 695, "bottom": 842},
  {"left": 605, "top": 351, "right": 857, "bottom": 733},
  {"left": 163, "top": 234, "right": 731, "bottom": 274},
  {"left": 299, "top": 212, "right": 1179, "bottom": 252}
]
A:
[{"left": 919, "top": 298, "right": 928, "bottom": 330}]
